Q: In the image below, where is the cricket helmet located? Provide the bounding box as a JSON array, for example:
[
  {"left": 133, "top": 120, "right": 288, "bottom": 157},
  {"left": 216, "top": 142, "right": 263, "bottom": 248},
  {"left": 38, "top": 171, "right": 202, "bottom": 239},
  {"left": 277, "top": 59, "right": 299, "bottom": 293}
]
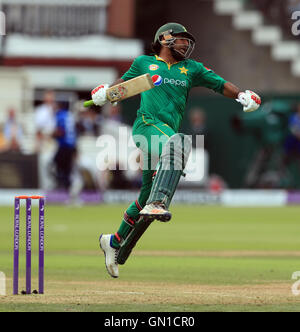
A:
[
  {"left": 154, "top": 23, "right": 195, "bottom": 44},
  {"left": 153, "top": 23, "right": 196, "bottom": 60}
]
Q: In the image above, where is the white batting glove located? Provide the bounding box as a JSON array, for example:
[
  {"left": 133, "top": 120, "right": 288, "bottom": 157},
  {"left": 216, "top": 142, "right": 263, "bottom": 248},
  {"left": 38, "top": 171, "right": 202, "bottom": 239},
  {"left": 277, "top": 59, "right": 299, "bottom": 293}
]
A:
[
  {"left": 91, "top": 84, "right": 109, "bottom": 106},
  {"left": 236, "top": 90, "right": 261, "bottom": 113}
]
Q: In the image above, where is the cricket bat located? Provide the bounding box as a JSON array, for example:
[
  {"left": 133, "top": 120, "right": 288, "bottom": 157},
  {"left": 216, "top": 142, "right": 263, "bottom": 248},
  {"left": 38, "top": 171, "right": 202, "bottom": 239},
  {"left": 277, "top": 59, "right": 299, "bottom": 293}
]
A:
[{"left": 83, "top": 74, "right": 155, "bottom": 107}]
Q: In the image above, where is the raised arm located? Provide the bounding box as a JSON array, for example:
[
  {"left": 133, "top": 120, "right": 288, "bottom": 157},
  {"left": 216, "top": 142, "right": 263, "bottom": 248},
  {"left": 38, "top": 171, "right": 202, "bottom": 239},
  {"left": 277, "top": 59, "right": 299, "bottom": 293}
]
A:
[
  {"left": 90, "top": 57, "right": 142, "bottom": 107},
  {"left": 193, "top": 62, "right": 262, "bottom": 113}
]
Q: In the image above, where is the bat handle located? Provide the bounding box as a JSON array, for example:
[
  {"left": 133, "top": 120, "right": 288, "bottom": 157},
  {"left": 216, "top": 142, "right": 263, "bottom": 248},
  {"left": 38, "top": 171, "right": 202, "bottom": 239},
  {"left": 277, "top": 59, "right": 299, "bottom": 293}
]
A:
[{"left": 83, "top": 100, "right": 95, "bottom": 107}]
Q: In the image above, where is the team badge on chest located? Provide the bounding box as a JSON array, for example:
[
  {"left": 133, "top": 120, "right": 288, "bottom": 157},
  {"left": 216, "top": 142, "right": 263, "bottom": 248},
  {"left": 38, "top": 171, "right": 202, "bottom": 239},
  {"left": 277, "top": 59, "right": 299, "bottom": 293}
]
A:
[
  {"left": 179, "top": 66, "right": 188, "bottom": 75},
  {"left": 149, "top": 64, "right": 159, "bottom": 71}
]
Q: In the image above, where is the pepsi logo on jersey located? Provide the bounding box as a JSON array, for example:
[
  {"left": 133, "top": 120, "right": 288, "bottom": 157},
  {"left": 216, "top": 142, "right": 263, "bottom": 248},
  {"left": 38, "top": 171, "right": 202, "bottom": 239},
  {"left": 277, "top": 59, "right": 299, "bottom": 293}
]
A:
[
  {"left": 151, "top": 75, "right": 187, "bottom": 87},
  {"left": 151, "top": 75, "right": 163, "bottom": 86}
]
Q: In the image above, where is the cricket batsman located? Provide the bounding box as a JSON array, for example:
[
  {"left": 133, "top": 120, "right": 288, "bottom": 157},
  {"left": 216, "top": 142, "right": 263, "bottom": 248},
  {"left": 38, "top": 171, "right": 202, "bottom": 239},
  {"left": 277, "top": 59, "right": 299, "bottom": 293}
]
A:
[{"left": 91, "top": 23, "right": 261, "bottom": 278}]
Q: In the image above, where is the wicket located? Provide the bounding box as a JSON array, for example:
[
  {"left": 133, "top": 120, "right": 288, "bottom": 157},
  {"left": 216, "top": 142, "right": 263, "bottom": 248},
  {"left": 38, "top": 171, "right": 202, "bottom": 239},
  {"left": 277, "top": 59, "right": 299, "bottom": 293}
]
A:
[{"left": 13, "top": 196, "right": 45, "bottom": 295}]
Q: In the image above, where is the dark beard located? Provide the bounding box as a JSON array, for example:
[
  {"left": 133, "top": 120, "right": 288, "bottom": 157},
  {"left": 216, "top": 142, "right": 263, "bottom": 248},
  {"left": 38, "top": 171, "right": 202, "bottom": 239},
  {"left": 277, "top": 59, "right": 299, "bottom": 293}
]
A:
[{"left": 170, "top": 48, "right": 186, "bottom": 61}]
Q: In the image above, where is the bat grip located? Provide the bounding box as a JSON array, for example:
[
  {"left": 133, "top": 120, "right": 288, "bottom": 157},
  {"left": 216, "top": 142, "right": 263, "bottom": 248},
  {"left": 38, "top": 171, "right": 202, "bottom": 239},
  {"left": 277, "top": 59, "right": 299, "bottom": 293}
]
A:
[{"left": 83, "top": 100, "right": 95, "bottom": 107}]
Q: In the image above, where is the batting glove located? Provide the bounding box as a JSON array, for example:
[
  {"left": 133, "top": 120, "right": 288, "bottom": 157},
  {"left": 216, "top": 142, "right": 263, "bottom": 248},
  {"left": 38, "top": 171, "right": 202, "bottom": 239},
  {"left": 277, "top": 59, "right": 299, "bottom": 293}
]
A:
[
  {"left": 91, "top": 84, "right": 109, "bottom": 106},
  {"left": 236, "top": 90, "right": 261, "bottom": 113}
]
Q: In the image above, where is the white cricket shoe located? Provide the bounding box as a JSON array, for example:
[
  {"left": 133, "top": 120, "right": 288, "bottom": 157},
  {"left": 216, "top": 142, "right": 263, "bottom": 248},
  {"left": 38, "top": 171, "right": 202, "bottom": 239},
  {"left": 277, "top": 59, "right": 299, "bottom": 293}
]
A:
[
  {"left": 139, "top": 202, "right": 172, "bottom": 222},
  {"left": 99, "top": 234, "right": 119, "bottom": 278}
]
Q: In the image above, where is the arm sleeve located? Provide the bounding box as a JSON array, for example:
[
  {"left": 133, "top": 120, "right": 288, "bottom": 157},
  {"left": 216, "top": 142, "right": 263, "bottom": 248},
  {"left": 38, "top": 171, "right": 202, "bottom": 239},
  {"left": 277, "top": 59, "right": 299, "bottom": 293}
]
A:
[
  {"left": 192, "top": 62, "right": 227, "bottom": 94},
  {"left": 121, "top": 56, "right": 142, "bottom": 81}
]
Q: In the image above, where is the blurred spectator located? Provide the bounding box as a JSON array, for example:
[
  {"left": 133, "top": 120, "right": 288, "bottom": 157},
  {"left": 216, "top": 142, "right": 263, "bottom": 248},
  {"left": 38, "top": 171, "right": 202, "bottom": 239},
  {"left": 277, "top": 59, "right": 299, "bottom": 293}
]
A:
[
  {"left": 232, "top": 100, "right": 290, "bottom": 188},
  {"left": 288, "top": 103, "right": 300, "bottom": 141},
  {"left": 53, "top": 103, "right": 77, "bottom": 191},
  {"left": 77, "top": 109, "right": 100, "bottom": 137},
  {"left": 3, "top": 109, "right": 23, "bottom": 152},
  {"left": 102, "top": 103, "right": 122, "bottom": 123},
  {"left": 0, "top": 127, "right": 6, "bottom": 152},
  {"left": 281, "top": 103, "right": 300, "bottom": 184},
  {"left": 35, "top": 90, "right": 57, "bottom": 150},
  {"left": 108, "top": 103, "right": 122, "bottom": 123},
  {"left": 98, "top": 102, "right": 143, "bottom": 190},
  {"left": 289, "top": 103, "right": 300, "bottom": 137},
  {"left": 187, "top": 107, "right": 208, "bottom": 149}
]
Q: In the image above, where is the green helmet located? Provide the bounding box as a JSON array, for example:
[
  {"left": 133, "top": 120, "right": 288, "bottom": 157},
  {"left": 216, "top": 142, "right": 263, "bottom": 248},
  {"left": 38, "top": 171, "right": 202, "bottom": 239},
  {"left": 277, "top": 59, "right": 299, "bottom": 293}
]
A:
[
  {"left": 153, "top": 23, "right": 196, "bottom": 59},
  {"left": 154, "top": 23, "right": 196, "bottom": 44}
]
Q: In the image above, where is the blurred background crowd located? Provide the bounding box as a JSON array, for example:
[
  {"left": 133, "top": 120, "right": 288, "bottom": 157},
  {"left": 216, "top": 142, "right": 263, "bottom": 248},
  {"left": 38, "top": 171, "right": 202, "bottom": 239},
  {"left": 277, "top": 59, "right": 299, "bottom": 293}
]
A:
[{"left": 0, "top": 0, "right": 300, "bottom": 203}]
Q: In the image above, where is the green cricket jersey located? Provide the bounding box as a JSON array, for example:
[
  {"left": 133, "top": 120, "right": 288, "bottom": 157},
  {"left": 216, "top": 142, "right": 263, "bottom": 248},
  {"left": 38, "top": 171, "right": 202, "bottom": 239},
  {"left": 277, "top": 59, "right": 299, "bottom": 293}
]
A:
[{"left": 122, "top": 55, "right": 227, "bottom": 132}]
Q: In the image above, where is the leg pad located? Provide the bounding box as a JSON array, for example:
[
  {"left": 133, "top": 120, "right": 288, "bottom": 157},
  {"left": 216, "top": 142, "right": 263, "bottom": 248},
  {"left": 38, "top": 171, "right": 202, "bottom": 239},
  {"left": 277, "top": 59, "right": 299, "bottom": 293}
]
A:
[
  {"left": 116, "top": 217, "right": 153, "bottom": 265},
  {"left": 147, "top": 134, "right": 192, "bottom": 208}
]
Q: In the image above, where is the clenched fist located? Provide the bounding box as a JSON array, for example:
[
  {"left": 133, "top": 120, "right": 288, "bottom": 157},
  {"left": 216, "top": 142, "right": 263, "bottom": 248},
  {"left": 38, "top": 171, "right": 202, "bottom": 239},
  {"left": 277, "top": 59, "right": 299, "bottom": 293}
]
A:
[
  {"left": 91, "top": 84, "right": 109, "bottom": 107},
  {"left": 237, "top": 90, "right": 261, "bottom": 113}
]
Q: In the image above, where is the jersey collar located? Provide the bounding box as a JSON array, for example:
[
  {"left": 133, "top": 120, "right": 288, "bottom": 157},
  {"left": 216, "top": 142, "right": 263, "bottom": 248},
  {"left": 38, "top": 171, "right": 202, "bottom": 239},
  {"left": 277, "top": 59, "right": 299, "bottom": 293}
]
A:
[{"left": 154, "top": 55, "right": 179, "bottom": 70}]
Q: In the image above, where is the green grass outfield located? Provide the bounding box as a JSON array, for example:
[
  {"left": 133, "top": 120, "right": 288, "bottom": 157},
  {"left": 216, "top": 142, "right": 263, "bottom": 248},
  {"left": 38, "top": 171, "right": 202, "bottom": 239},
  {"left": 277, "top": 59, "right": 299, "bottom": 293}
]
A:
[{"left": 0, "top": 205, "right": 300, "bottom": 312}]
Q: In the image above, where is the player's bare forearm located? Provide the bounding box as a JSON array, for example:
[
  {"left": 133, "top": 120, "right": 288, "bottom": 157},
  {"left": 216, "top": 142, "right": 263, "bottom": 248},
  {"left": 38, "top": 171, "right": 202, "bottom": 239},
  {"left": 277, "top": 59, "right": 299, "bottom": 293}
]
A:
[
  {"left": 225, "top": 82, "right": 261, "bottom": 112},
  {"left": 110, "top": 78, "right": 124, "bottom": 88},
  {"left": 223, "top": 82, "right": 240, "bottom": 99}
]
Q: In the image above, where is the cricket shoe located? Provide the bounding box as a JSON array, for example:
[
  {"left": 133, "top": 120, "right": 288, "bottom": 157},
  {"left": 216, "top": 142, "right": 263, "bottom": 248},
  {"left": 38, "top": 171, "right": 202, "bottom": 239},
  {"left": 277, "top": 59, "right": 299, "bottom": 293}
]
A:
[
  {"left": 99, "top": 234, "right": 119, "bottom": 278},
  {"left": 139, "top": 202, "right": 172, "bottom": 222}
]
